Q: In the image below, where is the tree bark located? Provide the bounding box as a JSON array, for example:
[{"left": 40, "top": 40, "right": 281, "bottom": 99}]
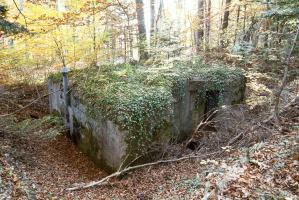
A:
[
  {"left": 92, "top": 0, "right": 97, "bottom": 65},
  {"left": 196, "top": 0, "right": 204, "bottom": 53},
  {"left": 220, "top": 0, "right": 231, "bottom": 47},
  {"left": 154, "top": 0, "right": 163, "bottom": 46},
  {"left": 150, "top": 0, "right": 155, "bottom": 41},
  {"left": 233, "top": 4, "right": 241, "bottom": 45},
  {"left": 203, "top": 0, "right": 206, "bottom": 52},
  {"left": 135, "top": 0, "right": 148, "bottom": 61},
  {"left": 205, "top": 0, "right": 211, "bottom": 50},
  {"left": 222, "top": 0, "right": 231, "bottom": 30},
  {"left": 116, "top": 0, "right": 132, "bottom": 60},
  {"left": 124, "top": 26, "right": 127, "bottom": 62}
]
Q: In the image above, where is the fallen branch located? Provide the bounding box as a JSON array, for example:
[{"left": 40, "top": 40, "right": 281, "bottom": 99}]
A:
[
  {"left": 227, "top": 128, "right": 250, "bottom": 146},
  {"left": 193, "top": 109, "right": 218, "bottom": 135},
  {"left": 227, "top": 121, "right": 273, "bottom": 146},
  {"left": 65, "top": 150, "right": 222, "bottom": 191}
]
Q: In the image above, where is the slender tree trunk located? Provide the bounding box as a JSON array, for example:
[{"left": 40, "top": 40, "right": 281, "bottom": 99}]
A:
[
  {"left": 72, "top": 26, "right": 77, "bottom": 68},
  {"left": 154, "top": 0, "right": 163, "bottom": 46},
  {"left": 273, "top": 25, "right": 299, "bottom": 125},
  {"left": 264, "top": 0, "right": 270, "bottom": 48},
  {"left": 92, "top": 0, "right": 97, "bottom": 65},
  {"left": 111, "top": 30, "right": 116, "bottom": 63},
  {"left": 243, "top": 16, "right": 257, "bottom": 42},
  {"left": 150, "top": 0, "right": 155, "bottom": 47},
  {"left": 233, "top": 4, "right": 241, "bottom": 45},
  {"left": 196, "top": 0, "right": 204, "bottom": 53},
  {"left": 203, "top": 0, "right": 206, "bottom": 52},
  {"left": 124, "top": 26, "right": 127, "bottom": 62},
  {"left": 218, "top": 0, "right": 224, "bottom": 47},
  {"left": 222, "top": 0, "right": 231, "bottom": 30},
  {"left": 221, "top": 0, "right": 231, "bottom": 47},
  {"left": 129, "top": 26, "right": 133, "bottom": 59},
  {"left": 205, "top": 0, "right": 211, "bottom": 50},
  {"left": 243, "top": 4, "right": 247, "bottom": 38},
  {"left": 135, "top": 0, "right": 148, "bottom": 61},
  {"left": 126, "top": 10, "right": 133, "bottom": 59}
]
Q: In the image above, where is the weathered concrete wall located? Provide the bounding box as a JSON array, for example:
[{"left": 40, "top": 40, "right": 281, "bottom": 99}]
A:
[
  {"left": 70, "top": 95, "right": 127, "bottom": 172},
  {"left": 48, "top": 80, "right": 127, "bottom": 172},
  {"left": 48, "top": 74, "right": 246, "bottom": 172},
  {"left": 48, "top": 79, "right": 64, "bottom": 115},
  {"left": 171, "top": 75, "right": 246, "bottom": 141}
]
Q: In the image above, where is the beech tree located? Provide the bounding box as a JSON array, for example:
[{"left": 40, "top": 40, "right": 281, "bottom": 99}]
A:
[
  {"left": 135, "top": 0, "right": 148, "bottom": 61},
  {"left": 150, "top": 0, "right": 155, "bottom": 47},
  {"left": 220, "top": 0, "right": 231, "bottom": 47},
  {"left": 195, "top": 0, "right": 204, "bottom": 53}
]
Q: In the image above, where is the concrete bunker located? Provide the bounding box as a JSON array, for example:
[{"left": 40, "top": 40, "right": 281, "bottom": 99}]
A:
[{"left": 48, "top": 63, "right": 246, "bottom": 172}]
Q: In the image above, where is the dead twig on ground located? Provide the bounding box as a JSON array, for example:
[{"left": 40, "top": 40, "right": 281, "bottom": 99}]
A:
[
  {"left": 65, "top": 150, "right": 223, "bottom": 191},
  {"left": 193, "top": 109, "right": 218, "bottom": 135}
]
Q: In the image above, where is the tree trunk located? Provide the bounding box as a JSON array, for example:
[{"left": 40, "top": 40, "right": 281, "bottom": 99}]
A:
[
  {"left": 243, "top": 4, "right": 247, "bottom": 38},
  {"left": 222, "top": 0, "right": 231, "bottom": 30},
  {"left": 205, "top": 0, "right": 211, "bottom": 50},
  {"left": 196, "top": 0, "right": 204, "bottom": 53},
  {"left": 150, "top": 0, "right": 155, "bottom": 45},
  {"left": 92, "top": 0, "right": 97, "bottom": 65},
  {"left": 111, "top": 31, "right": 116, "bottom": 63},
  {"left": 243, "top": 16, "right": 257, "bottom": 42},
  {"left": 72, "top": 26, "right": 77, "bottom": 68},
  {"left": 264, "top": 0, "right": 270, "bottom": 48},
  {"left": 129, "top": 26, "right": 133, "bottom": 59},
  {"left": 233, "top": 4, "right": 241, "bottom": 45},
  {"left": 203, "top": 0, "right": 206, "bottom": 52},
  {"left": 124, "top": 26, "right": 127, "bottom": 63},
  {"left": 273, "top": 25, "right": 299, "bottom": 125},
  {"left": 154, "top": 0, "right": 163, "bottom": 46},
  {"left": 220, "top": 0, "right": 231, "bottom": 47},
  {"left": 217, "top": 0, "right": 224, "bottom": 47},
  {"left": 135, "top": 0, "right": 148, "bottom": 61}
]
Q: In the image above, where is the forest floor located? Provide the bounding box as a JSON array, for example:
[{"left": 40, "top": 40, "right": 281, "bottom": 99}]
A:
[{"left": 0, "top": 53, "right": 298, "bottom": 199}]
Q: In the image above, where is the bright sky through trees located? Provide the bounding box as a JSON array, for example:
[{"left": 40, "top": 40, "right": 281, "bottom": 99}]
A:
[{"left": 144, "top": 0, "right": 198, "bottom": 42}]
